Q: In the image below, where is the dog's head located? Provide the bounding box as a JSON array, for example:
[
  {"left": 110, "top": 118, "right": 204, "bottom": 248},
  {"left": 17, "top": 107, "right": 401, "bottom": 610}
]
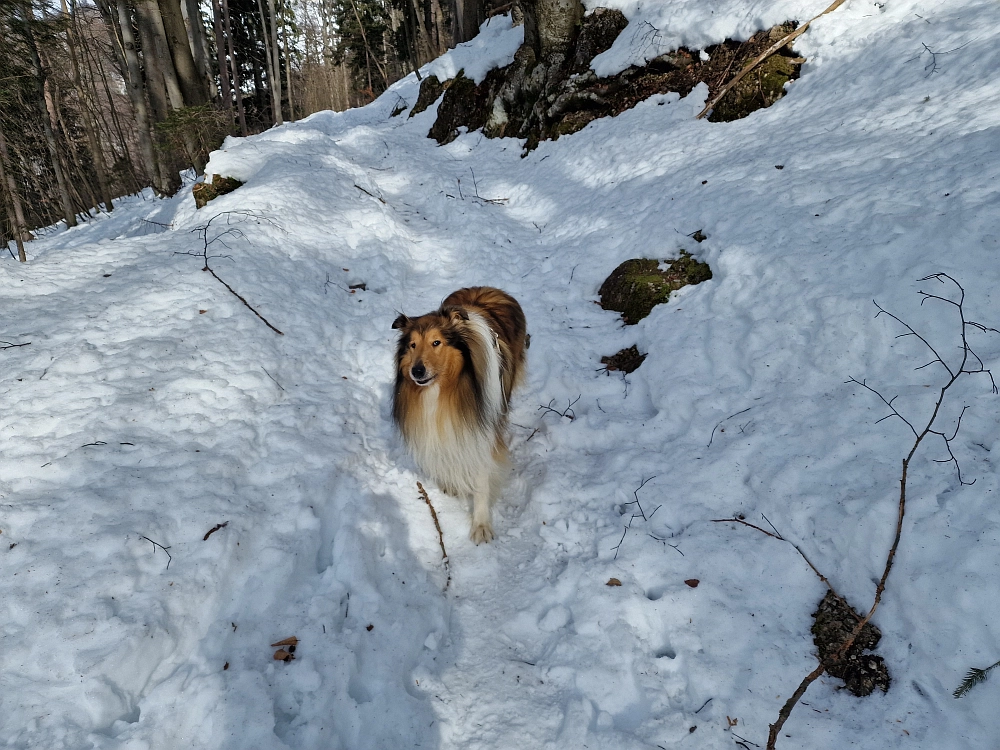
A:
[{"left": 392, "top": 307, "right": 469, "bottom": 387}]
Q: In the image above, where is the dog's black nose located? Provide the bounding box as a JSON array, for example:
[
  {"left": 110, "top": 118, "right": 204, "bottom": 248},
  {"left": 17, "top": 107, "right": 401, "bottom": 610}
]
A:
[{"left": 411, "top": 362, "right": 426, "bottom": 380}]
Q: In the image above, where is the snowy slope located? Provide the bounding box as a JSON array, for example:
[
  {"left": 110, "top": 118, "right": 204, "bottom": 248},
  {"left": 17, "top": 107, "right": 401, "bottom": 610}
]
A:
[{"left": 3, "top": 1, "right": 1000, "bottom": 748}]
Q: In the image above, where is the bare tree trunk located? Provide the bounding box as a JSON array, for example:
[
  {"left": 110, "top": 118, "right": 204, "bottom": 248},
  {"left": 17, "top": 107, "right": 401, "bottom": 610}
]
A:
[
  {"left": 135, "top": 1, "right": 172, "bottom": 121},
  {"left": 452, "top": 0, "right": 483, "bottom": 44},
  {"left": 282, "top": 2, "right": 295, "bottom": 118},
  {"left": 269, "top": 0, "right": 283, "bottom": 120},
  {"left": 181, "top": 0, "right": 216, "bottom": 98},
  {"left": 340, "top": 60, "right": 350, "bottom": 110},
  {"left": 134, "top": 0, "right": 181, "bottom": 191},
  {"left": 212, "top": 0, "right": 234, "bottom": 128},
  {"left": 135, "top": 0, "right": 183, "bottom": 115},
  {"left": 66, "top": 0, "right": 114, "bottom": 210},
  {"left": 112, "top": 0, "right": 164, "bottom": 194},
  {"left": 23, "top": 14, "right": 78, "bottom": 228},
  {"left": 320, "top": 0, "right": 336, "bottom": 106},
  {"left": 400, "top": 0, "right": 422, "bottom": 80},
  {"left": 0, "top": 127, "right": 28, "bottom": 262},
  {"left": 430, "top": 0, "right": 448, "bottom": 55},
  {"left": 51, "top": 81, "right": 101, "bottom": 213},
  {"left": 157, "top": 0, "right": 209, "bottom": 105},
  {"left": 222, "top": 0, "right": 248, "bottom": 135},
  {"left": 257, "top": 0, "right": 282, "bottom": 124},
  {"left": 523, "top": 0, "right": 580, "bottom": 59},
  {"left": 137, "top": 0, "right": 205, "bottom": 176},
  {"left": 84, "top": 19, "right": 144, "bottom": 190}
]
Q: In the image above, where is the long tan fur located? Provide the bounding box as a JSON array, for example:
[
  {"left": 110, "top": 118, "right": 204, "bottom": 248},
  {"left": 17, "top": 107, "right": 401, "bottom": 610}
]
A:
[{"left": 392, "top": 287, "right": 528, "bottom": 543}]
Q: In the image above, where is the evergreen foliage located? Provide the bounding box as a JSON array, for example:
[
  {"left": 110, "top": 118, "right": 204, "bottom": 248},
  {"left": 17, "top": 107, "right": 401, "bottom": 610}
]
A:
[{"left": 954, "top": 659, "right": 1000, "bottom": 698}]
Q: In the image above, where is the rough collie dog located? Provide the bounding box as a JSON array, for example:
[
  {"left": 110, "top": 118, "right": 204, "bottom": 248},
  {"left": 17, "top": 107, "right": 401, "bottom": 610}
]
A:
[{"left": 392, "top": 287, "right": 528, "bottom": 544}]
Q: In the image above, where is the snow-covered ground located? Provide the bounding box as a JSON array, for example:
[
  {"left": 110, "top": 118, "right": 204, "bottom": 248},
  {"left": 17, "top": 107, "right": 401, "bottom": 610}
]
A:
[{"left": 4, "top": 0, "right": 1000, "bottom": 747}]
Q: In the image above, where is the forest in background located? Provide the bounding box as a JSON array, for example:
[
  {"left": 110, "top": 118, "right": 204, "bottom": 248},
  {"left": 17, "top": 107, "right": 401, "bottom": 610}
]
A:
[{"left": 0, "top": 0, "right": 507, "bottom": 259}]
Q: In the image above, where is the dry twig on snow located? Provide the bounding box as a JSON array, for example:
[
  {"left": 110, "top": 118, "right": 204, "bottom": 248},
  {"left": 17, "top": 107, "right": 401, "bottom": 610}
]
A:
[
  {"left": 182, "top": 211, "right": 284, "bottom": 335},
  {"left": 417, "top": 482, "right": 451, "bottom": 590},
  {"left": 758, "top": 274, "right": 996, "bottom": 749},
  {"left": 140, "top": 535, "right": 172, "bottom": 570}
]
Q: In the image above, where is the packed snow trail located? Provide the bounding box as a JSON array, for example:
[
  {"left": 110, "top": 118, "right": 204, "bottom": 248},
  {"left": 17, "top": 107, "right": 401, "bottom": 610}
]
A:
[{"left": 4, "top": 1, "right": 1000, "bottom": 748}]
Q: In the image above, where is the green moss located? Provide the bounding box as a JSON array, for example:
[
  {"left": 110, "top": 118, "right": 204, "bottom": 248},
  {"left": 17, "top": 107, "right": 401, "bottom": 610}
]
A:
[
  {"left": 709, "top": 54, "right": 797, "bottom": 122},
  {"left": 599, "top": 252, "right": 712, "bottom": 324},
  {"left": 192, "top": 174, "right": 244, "bottom": 209},
  {"left": 553, "top": 110, "right": 598, "bottom": 137}
]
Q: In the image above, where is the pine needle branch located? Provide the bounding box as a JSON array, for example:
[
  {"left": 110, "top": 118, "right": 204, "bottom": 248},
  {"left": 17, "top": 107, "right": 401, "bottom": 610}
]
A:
[{"left": 954, "top": 659, "right": 1000, "bottom": 698}]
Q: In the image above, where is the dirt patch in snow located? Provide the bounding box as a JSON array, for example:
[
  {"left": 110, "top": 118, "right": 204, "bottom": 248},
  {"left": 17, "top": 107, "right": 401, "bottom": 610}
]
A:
[
  {"left": 601, "top": 345, "right": 647, "bottom": 374},
  {"left": 811, "top": 591, "right": 891, "bottom": 697}
]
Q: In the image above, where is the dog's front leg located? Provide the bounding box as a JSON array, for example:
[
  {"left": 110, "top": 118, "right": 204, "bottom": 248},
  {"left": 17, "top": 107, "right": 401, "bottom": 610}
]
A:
[{"left": 469, "top": 477, "right": 494, "bottom": 544}]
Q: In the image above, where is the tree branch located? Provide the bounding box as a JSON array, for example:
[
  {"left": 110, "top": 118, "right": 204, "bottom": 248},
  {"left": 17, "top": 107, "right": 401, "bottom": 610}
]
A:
[
  {"left": 417, "top": 482, "right": 450, "bottom": 590},
  {"left": 696, "top": 0, "right": 847, "bottom": 119},
  {"left": 763, "top": 275, "right": 997, "bottom": 748},
  {"left": 183, "top": 211, "right": 284, "bottom": 335}
]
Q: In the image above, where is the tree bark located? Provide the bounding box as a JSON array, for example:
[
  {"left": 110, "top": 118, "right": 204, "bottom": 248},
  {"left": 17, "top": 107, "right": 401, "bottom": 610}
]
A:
[
  {"left": 157, "top": 0, "right": 210, "bottom": 105},
  {"left": 66, "top": 0, "right": 114, "bottom": 211},
  {"left": 452, "top": 0, "right": 483, "bottom": 44},
  {"left": 0, "top": 126, "right": 28, "bottom": 262},
  {"left": 258, "top": 0, "right": 283, "bottom": 124},
  {"left": 135, "top": 0, "right": 183, "bottom": 117},
  {"left": 23, "top": 13, "right": 78, "bottom": 228},
  {"left": 522, "top": 0, "right": 581, "bottom": 59},
  {"left": 221, "top": 0, "right": 248, "bottom": 135},
  {"left": 85, "top": 18, "right": 145, "bottom": 191},
  {"left": 137, "top": 0, "right": 204, "bottom": 176},
  {"left": 112, "top": 0, "right": 165, "bottom": 194},
  {"left": 282, "top": 5, "right": 295, "bottom": 117},
  {"left": 181, "top": 0, "right": 216, "bottom": 98},
  {"left": 400, "top": 0, "right": 423, "bottom": 80},
  {"left": 135, "top": 1, "right": 172, "bottom": 123},
  {"left": 212, "top": 0, "right": 235, "bottom": 128},
  {"left": 269, "top": 0, "right": 283, "bottom": 120}
]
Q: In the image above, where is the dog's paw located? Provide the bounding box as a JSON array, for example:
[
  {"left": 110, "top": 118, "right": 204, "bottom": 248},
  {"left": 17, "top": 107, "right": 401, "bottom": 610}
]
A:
[{"left": 470, "top": 522, "right": 494, "bottom": 545}]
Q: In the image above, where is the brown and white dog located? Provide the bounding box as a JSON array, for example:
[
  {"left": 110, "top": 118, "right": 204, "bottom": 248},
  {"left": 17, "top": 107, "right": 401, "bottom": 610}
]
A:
[{"left": 392, "top": 287, "right": 528, "bottom": 543}]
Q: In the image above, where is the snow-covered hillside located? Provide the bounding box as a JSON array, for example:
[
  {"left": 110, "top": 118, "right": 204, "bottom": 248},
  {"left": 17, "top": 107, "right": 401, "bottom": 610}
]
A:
[{"left": 3, "top": 1, "right": 1000, "bottom": 747}]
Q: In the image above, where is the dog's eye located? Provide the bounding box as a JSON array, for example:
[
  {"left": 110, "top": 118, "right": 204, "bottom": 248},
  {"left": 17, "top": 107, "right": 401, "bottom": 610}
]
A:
[
  {"left": 432, "top": 340, "right": 441, "bottom": 347},
  {"left": 409, "top": 342, "right": 416, "bottom": 349}
]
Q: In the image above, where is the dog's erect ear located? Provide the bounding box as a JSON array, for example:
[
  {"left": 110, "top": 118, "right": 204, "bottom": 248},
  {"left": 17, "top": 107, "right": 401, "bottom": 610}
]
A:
[
  {"left": 441, "top": 306, "right": 469, "bottom": 323},
  {"left": 391, "top": 313, "right": 409, "bottom": 330}
]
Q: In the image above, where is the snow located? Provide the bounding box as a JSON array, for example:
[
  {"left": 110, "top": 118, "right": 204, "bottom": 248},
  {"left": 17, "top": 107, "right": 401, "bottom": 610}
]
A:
[
  {"left": 424, "top": 15, "right": 524, "bottom": 84},
  {"left": 4, "top": 0, "right": 1000, "bottom": 747}
]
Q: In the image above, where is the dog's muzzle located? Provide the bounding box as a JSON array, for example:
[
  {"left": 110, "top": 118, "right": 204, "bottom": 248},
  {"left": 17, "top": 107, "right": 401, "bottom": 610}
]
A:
[{"left": 410, "top": 363, "right": 434, "bottom": 386}]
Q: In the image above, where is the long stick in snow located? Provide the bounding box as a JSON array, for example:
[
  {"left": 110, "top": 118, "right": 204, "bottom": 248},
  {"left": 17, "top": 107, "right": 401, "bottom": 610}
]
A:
[
  {"left": 696, "top": 0, "right": 847, "bottom": 120},
  {"left": 417, "top": 482, "right": 451, "bottom": 590}
]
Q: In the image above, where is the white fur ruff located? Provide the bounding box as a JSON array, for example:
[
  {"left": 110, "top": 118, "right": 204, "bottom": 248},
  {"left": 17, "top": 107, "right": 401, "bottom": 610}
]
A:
[
  {"left": 465, "top": 312, "right": 505, "bottom": 425},
  {"left": 407, "top": 383, "right": 500, "bottom": 498}
]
